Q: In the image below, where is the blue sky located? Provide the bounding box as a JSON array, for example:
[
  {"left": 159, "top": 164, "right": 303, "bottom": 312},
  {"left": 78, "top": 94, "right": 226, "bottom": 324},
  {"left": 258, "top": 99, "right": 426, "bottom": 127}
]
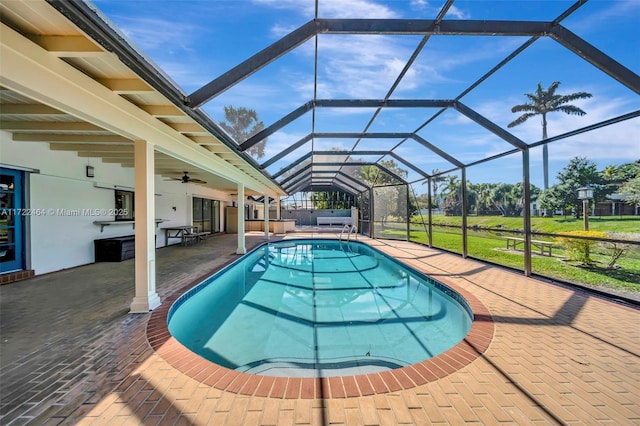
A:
[{"left": 93, "top": 0, "right": 639, "bottom": 191}]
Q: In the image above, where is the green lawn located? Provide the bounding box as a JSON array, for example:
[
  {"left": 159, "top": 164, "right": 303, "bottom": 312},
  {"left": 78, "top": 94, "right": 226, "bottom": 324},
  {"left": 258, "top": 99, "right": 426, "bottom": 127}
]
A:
[
  {"left": 374, "top": 217, "right": 640, "bottom": 297},
  {"left": 422, "top": 214, "right": 640, "bottom": 235}
]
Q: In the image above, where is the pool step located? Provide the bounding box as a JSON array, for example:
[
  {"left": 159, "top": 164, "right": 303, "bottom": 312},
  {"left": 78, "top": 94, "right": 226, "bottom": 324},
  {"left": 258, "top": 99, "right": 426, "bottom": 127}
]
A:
[
  {"left": 237, "top": 355, "right": 408, "bottom": 378},
  {"left": 268, "top": 257, "right": 380, "bottom": 274}
]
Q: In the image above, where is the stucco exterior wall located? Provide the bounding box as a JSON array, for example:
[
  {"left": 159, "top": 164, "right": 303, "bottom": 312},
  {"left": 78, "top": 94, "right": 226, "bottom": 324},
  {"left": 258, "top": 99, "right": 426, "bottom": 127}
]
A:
[{"left": 1, "top": 130, "right": 233, "bottom": 274}]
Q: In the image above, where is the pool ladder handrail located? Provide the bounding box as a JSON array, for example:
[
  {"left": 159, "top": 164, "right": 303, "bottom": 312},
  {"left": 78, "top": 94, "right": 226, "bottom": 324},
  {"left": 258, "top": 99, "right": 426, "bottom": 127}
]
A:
[{"left": 339, "top": 224, "right": 358, "bottom": 241}]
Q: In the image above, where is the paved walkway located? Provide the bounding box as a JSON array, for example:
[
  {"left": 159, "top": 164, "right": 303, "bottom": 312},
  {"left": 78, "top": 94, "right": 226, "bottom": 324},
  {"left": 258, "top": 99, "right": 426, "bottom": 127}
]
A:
[{"left": 1, "top": 232, "right": 638, "bottom": 425}]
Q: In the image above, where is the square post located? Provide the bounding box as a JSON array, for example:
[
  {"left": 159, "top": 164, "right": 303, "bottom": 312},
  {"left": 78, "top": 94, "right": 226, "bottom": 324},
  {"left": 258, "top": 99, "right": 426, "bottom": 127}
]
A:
[
  {"left": 130, "top": 140, "right": 160, "bottom": 313},
  {"left": 264, "top": 195, "right": 270, "bottom": 239},
  {"left": 236, "top": 183, "right": 246, "bottom": 254}
]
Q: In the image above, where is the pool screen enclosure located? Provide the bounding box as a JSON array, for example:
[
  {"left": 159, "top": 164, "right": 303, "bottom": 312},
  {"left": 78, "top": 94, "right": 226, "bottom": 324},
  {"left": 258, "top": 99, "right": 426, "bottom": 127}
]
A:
[
  {"left": 51, "top": 0, "right": 639, "bottom": 280},
  {"left": 166, "top": 0, "right": 640, "bottom": 276}
]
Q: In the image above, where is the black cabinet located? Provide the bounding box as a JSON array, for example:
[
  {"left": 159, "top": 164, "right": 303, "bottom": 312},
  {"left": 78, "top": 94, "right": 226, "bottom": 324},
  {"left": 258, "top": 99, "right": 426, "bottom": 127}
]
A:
[{"left": 94, "top": 235, "right": 135, "bottom": 262}]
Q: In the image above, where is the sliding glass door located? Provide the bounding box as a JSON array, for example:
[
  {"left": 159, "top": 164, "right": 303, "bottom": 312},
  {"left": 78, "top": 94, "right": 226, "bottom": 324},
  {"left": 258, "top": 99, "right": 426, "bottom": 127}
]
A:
[{"left": 192, "top": 197, "right": 220, "bottom": 233}]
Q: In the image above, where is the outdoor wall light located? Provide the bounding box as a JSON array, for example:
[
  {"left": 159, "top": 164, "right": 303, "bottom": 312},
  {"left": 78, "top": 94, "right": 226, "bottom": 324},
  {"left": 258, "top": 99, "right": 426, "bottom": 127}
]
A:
[{"left": 86, "top": 165, "right": 95, "bottom": 178}]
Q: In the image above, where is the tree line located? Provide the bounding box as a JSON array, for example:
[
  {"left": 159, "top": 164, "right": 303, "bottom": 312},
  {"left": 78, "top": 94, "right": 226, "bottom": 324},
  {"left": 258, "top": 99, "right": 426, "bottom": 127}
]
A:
[
  {"left": 417, "top": 158, "right": 639, "bottom": 218},
  {"left": 539, "top": 157, "right": 639, "bottom": 216}
]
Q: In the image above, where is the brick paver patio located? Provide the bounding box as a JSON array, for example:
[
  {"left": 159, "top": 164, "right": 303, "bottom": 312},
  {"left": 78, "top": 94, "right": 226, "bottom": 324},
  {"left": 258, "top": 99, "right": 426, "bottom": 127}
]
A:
[{"left": 1, "top": 232, "right": 638, "bottom": 425}]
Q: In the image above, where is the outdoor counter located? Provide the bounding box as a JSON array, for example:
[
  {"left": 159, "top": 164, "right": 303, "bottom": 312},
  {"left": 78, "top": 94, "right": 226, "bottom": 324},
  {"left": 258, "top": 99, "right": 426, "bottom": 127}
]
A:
[{"left": 244, "top": 219, "right": 296, "bottom": 233}]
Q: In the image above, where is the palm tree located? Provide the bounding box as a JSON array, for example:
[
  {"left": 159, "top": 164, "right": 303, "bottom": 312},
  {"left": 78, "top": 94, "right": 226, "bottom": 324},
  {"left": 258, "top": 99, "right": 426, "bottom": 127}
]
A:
[
  {"left": 423, "top": 169, "right": 446, "bottom": 210},
  {"left": 441, "top": 175, "right": 462, "bottom": 216},
  {"left": 508, "top": 81, "right": 592, "bottom": 190},
  {"left": 473, "top": 182, "right": 493, "bottom": 215}
]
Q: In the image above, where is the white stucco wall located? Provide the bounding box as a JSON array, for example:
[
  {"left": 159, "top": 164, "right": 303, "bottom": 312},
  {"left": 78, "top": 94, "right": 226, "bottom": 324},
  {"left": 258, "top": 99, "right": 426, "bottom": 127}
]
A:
[{"left": 1, "top": 131, "right": 234, "bottom": 274}]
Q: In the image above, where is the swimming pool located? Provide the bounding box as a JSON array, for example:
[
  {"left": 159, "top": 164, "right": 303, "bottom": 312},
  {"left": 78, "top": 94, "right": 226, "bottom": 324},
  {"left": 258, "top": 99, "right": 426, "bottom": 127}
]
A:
[{"left": 168, "top": 239, "right": 473, "bottom": 378}]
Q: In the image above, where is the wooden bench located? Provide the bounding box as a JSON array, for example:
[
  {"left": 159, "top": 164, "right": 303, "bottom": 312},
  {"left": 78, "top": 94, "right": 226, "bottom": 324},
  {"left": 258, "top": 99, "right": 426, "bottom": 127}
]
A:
[
  {"left": 182, "top": 230, "right": 209, "bottom": 246},
  {"left": 505, "top": 237, "right": 554, "bottom": 256},
  {"left": 163, "top": 226, "right": 208, "bottom": 246},
  {"left": 317, "top": 216, "right": 352, "bottom": 226}
]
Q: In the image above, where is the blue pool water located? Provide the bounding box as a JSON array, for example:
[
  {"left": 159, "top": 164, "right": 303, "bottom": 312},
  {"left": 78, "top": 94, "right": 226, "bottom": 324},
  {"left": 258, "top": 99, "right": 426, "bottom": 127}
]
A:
[{"left": 168, "top": 239, "right": 472, "bottom": 377}]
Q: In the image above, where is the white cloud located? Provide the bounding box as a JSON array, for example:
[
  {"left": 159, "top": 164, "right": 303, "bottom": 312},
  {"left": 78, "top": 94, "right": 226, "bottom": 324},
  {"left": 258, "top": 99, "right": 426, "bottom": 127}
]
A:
[
  {"left": 567, "top": 0, "right": 640, "bottom": 34},
  {"left": 101, "top": 13, "right": 217, "bottom": 91},
  {"left": 115, "top": 16, "right": 200, "bottom": 53},
  {"left": 474, "top": 92, "right": 640, "bottom": 164},
  {"left": 253, "top": 0, "right": 399, "bottom": 19},
  {"left": 409, "top": 0, "right": 470, "bottom": 19},
  {"left": 440, "top": 111, "right": 474, "bottom": 126},
  {"left": 319, "top": 0, "right": 399, "bottom": 18},
  {"left": 264, "top": 130, "right": 309, "bottom": 158},
  {"left": 311, "top": 34, "right": 418, "bottom": 98},
  {"left": 446, "top": 6, "right": 470, "bottom": 19},
  {"left": 408, "top": 89, "right": 639, "bottom": 179},
  {"left": 270, "top": 23, "right": 300, "bottom": 38},
  {"left": 248, "top": 0, "right": 493, "bottom": 103},
  {"left": 255, "top": 0, "right": 470, "bottom": 20},
  {"left": 250, "top": 0, "right": 315, "bottom": 17},
  {"left": 410, "top": 0, "right": 428, "bottom": 9},
  {"left": 392, "top": 37, "right": 528, "bottom": 97}
]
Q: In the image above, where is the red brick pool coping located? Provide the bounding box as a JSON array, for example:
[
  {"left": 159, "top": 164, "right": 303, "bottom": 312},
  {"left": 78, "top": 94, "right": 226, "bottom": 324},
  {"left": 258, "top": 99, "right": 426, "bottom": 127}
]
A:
[{"left": 146, "top": 253, "right": 494, "bottom": 399}]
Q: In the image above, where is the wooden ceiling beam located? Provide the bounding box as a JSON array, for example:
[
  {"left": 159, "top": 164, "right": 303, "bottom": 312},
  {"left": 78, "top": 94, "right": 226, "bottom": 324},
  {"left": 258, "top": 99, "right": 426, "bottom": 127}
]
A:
[
  {"left": 167, "top": 122, "right": 206, "bottom": 133},
  {"left": 0, "top": 104, "right": 66, "bottom": 115},
  {"left": 0, "top": 120, "right": 104, "bottom": 132},
  {"left": 97, "top": 78, "right": 153, "bottom": 94},
  {"left": 139, "top": 104, "right": 184, "bottom": 117},
  {"left": 29, "top": 35, "right": 104, "bottom": 57},
  {"left": 49, "top": 143, "right": 133, "bottom": 151},
  {"left": 77, "top": 152, "right": 132, "bottom": 158},
  {"left": 13, "top": 133, "right": 132, "bottom": 143}
]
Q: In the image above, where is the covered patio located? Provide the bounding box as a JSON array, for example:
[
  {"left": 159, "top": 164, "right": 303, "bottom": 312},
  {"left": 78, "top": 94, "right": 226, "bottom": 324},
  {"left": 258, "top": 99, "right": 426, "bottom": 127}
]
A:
[{"left": 1, "top": 233, "right": 638, "bottom": 424}]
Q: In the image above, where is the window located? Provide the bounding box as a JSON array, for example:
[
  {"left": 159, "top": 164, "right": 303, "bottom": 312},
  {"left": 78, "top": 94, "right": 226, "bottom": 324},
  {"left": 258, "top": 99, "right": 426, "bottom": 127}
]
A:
[{"left": 115, "top": 190, "right": 134, "bottom": 221}]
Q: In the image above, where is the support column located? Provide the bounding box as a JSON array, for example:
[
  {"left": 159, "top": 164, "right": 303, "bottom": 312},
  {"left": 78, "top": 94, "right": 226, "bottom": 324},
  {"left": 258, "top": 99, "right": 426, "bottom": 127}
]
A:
[
  {"left": 276, "top": 197, "right": 281, "bottom": 220},
  {"left": 264, "top": 195, "right": 270, "bottom": 240},
  {"left": 369, "top": 188, "right": 374, "bottom": 238},
  {"left": 461, "top": 168, "right": 468, "bottom": 259},
  {"left": 427, "top": 177, "right": 433, "bottom": 247},
  {"left": 405, "top": 185, "right": 410, "bottom": 242},
  {"left": 130, "top": 140, "right": 160, "bottom": 313},
  {"left": 523, "top": 149, "right": 532, "bottom": 277},
  {"left": 236, "top": 183, "right": 246, "bottom": 254}
]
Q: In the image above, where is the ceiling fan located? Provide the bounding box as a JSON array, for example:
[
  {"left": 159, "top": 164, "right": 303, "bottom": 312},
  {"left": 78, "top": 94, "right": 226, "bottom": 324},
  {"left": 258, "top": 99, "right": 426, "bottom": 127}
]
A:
[{"left": 167, "top": 171, "right": 207, "bottom": 184}]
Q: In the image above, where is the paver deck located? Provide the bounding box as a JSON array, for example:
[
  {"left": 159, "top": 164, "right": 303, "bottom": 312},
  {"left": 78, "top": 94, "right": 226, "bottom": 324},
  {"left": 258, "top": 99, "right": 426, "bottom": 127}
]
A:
[{"left": 1, "top": 232, "right": 638, "bottom": 425}]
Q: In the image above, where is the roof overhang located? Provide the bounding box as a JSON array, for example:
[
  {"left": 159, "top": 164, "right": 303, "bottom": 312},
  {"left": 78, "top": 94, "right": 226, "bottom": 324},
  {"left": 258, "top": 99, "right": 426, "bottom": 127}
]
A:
[{"left": 0, "top": 0, "right": 285, "bottom": 197}]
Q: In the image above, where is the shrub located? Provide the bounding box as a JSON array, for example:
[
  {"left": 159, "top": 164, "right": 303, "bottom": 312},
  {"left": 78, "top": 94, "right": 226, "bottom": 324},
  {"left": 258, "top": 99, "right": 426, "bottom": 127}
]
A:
[
  {"left": 599, "top": 232, "right": 637, "bottom": 269},
  {"left": 556, "top": 230, "right": 607, "bottom": 265}
]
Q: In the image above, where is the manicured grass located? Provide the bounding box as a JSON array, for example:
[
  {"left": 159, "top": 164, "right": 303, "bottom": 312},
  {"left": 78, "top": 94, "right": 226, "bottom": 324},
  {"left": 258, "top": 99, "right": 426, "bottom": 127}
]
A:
[{"left": 376, "top": 221, "right": 640, "bottom": 295}]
